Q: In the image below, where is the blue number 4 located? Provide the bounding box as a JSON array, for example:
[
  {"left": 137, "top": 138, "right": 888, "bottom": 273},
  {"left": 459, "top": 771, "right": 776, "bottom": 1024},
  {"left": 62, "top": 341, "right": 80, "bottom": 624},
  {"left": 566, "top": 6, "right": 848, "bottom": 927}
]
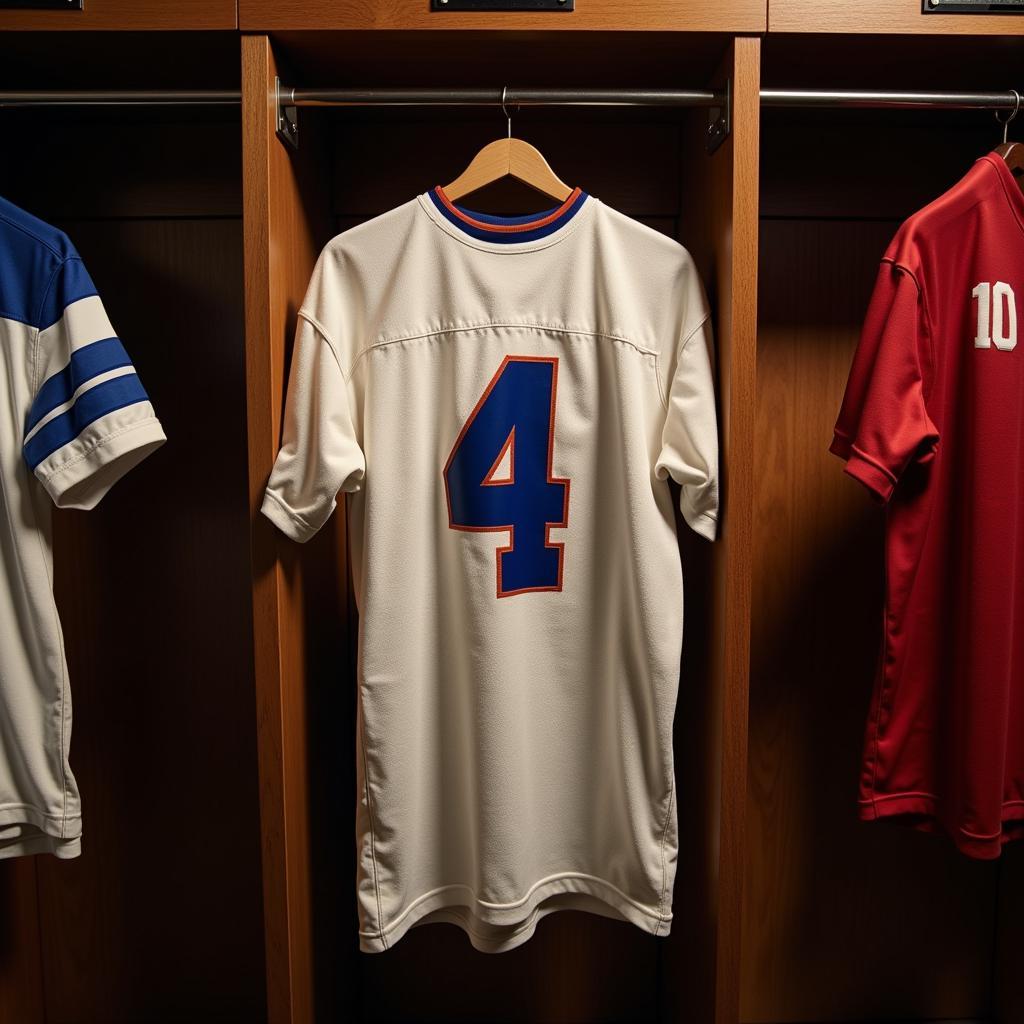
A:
[{"left": 444, "top": 355, "right": 570, "bottom": 598}]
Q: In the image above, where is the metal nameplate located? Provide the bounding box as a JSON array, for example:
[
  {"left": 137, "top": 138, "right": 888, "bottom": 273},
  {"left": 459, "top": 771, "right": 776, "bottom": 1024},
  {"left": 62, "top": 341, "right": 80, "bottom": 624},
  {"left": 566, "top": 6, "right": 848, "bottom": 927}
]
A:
[
  {"left": 0, "top": 0, "right": 82, "bottom": 7},
  {"left": 432, "top": 0, "right": 572, "bottom": 10},
  {"left": 924, "top": 0, "right": 1024, "bottom": 11}
]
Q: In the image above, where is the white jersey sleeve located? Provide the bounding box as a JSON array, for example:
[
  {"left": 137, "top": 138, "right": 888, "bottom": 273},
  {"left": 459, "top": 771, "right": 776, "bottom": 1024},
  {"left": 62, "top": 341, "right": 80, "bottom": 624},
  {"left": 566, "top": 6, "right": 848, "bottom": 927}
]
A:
[
  {"left": 654, "top": 292, "right": 719, "bottom": 541},
  {"left": 260, "top": 254, "right": 366, "bottom": 543},
  {"left": 23, "top": 255, "right": 166, "bottom": 509}
]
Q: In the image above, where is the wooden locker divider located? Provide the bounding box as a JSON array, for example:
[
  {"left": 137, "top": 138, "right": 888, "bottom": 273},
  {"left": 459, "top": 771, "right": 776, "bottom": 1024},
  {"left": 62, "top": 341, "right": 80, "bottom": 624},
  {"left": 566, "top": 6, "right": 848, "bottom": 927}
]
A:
[
  {"left": 244, "top": 30, "right": 357, "bottom": 1024},
  {"left": 709, "top": 40, "right": 758, "bottom": 1024},
  {"left": 662, "top": 35, "right": 760, "bottom": 1024}
]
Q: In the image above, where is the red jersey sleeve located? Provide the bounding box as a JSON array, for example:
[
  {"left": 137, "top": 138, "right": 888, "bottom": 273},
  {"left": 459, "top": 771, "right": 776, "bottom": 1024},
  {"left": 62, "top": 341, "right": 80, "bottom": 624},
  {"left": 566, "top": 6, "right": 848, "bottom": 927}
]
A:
[{"left": 830, "top": 259, "right": 940, "bottom": 503}]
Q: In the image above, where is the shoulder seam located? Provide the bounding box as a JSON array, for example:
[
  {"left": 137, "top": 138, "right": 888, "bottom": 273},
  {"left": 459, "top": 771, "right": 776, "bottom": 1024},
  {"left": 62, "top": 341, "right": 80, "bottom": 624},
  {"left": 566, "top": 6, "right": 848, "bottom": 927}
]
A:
[
  {"left": 29, "top": 324, "right": 40, "bottom": 412},
  {"left": 27, "top": 256, "right": 79, "bottom": 400},
  {"left": 881, "top": 257, "right": 936, "bottom": 400},
  {"left": 660, "top": 311, "right": 711, "bottom": 412},
  {"left": 0, "top": 208, "right": 68, "bottom": 261},
  {"left": 659, "top": 309, "right": 708, "bottom": 409},
  {"left": 881, "top": 256, "right": 921, "bottom": 292},
  {"left": 34, "top": 256, "right": 77, "bottom": 334},
  {"left": 297, "top": 309, "right": 348, "bottom": 382},
  {"left": 347, "top": 321, "right": 659, "bottom": 377},
  {"left": 679, "top": 311, "right": 711, "bottom": 353}
]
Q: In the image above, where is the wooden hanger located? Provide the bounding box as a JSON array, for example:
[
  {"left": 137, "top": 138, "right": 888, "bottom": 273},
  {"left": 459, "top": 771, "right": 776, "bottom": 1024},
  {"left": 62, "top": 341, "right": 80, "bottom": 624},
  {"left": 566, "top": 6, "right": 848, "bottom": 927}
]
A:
[
  {"left": 995, "top": 142, "right": 1024, "bottom": 183},
  {"left": 994, "top": 89, "right": 1024, "bottom": 190},
  {"left": 441, "top": 88, "right": 573, "bottom": 204}
]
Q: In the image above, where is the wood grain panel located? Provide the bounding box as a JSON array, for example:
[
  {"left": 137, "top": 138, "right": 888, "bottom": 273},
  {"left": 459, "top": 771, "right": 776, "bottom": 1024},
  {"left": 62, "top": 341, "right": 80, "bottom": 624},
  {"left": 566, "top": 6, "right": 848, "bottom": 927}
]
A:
[
  {"left": 0, "top": 118, "right": 241, "bottom": 220},
  {"left": 30, "top": 217, "right": 265, "bottom": 1024},
  {"left": 0, "top": 859, "right": 44, "bottom": 1023},
  {"left": 241, "top": 0, "right": 765, "bottom": 33},
  {"left": 759, "top": 111, "right": 1009, "bottom": 223},
  {"left": 742, "top": 218, "right": 999, "bottom": 1023},
  {"left": 762, "top": 33, "right": 1024, "bottom": 88},
  {"left": 759, "top": 33, "right": 1024, "bottom": 218},
  {"left": 272, "top": 30, "right": 730, "bottom": 89},
  {"left": 357, "top": 915, "right": 658, "bottom": 1024},
  {"left": 243, "top": 35, "right": 344, "bottom": 1024},
  {"left": 0, "top": 1, "right": 235, "bottom": 30},
  {"left": 769, "top": 0, "right": 1024, "bottom": 35},
  {"left": 995, "top": 843, "right": 1024, "bottom": 1024},
  {"left": 0, "top": 31, "right": 241, "bottom": 88},
  {"left": 330, "top": 118, "right": 681, "bottom": 216}
]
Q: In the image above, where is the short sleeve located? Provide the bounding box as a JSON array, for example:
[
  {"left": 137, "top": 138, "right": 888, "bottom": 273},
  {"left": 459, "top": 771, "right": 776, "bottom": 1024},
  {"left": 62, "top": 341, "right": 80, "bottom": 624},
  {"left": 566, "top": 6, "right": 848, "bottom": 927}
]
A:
[
  {"left": 655, "top": 311, "right": 720, "bottom": 542},
  {"left": 830, "top": 260, "right": 939, "bottom": 504},
  {"left": 260, "top": 313, "right": 365, "bottom": 544},
  {"left": 23, "top": 256, "right": 166, "bottom": 510}
]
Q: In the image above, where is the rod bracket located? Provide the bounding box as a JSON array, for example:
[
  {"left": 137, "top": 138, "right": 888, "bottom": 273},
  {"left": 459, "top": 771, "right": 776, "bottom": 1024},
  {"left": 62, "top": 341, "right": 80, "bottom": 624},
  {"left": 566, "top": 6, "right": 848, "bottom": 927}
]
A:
[
  {"left": 706, "top": 79, "right": 730, "bottom": 154},
  {"left": 276, "top": 78, "right": 298, "bottom": 151}
]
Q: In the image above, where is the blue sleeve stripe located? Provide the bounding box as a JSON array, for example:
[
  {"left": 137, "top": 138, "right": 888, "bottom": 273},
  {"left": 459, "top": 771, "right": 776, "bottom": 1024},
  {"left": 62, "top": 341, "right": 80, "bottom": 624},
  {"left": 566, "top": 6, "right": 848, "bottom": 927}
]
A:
[
  {"left": 24, "top": 374, "right": 149, "bottom": 471},
  {"left": 37, "top": 258, "right": 98, "bottom": 332},
  {"left": 26, "top": 337, "right": 133, "bottom": 435}
]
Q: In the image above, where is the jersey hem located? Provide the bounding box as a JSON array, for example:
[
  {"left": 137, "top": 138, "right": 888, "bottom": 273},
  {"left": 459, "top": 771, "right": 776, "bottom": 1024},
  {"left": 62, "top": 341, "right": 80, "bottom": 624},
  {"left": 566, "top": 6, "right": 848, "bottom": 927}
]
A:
[
  {"left": 260, "top": 489, "right": 322, "bottom": 543},
  {"left": 683, "top": 507, "right": 717, "bottom": 542},
  {"left": 358, "top": 872, "right": 671, "bottom": 953},
  {"left": 0, "top": 833, "right": 81, "bottom": 860},
  {"left": 38, "top": 415, "right": 166, "bottom": 510},
  {"left": 0, "top": 804, "right": 82, "bottom": 860},
  {"left": 829, "top": 432, "right": 894, "bottom": 503},
  {"left": 859, "top": 791, "right": 1024, "bottom": 859}
]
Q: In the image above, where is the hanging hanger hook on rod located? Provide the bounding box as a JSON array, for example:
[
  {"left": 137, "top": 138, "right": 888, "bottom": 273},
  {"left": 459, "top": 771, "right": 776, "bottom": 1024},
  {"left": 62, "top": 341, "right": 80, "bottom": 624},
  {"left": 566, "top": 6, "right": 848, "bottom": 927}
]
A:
[
  {"left": 501, "top": 85, "right": 512, "bottom": 138},
  {"left": 995, "top": 88, "right": 1021, "bottom": 145}
]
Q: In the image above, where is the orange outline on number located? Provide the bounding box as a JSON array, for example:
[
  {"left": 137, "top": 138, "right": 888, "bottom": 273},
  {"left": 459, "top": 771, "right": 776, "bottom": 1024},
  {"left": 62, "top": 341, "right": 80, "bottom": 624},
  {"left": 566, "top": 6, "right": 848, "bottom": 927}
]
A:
[
  {"left": 481, "top": 426, "right": 516, "bottom": 487},
  {"left": 442, "top": 355, "right": 570, "bottom": 599}
]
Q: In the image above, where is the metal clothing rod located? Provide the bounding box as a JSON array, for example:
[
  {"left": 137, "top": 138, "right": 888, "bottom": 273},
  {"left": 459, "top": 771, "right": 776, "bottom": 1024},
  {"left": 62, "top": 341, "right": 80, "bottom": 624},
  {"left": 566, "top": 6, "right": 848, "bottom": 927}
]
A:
[
  {"left": 287, "top": 86, "right": 723, "bottom": 107},
  {"left": 0, "top": 90, "right": 241, "bottom": 107},
  {"left": 291, "top": 86, "right": 1021, "bottom": 110},
  {"left": 761, "top": 89, "right": 1021, "bottom": 111},
  {"left": 0, "top": 87, "right": 1020, "bottom": 110}
]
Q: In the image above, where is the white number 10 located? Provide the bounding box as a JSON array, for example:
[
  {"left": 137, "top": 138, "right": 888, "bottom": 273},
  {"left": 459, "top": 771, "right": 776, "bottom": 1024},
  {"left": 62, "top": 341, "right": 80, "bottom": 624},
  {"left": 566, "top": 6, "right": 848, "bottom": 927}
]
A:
[{"left": 973, "top": 281, "right": 1017, "bottom": 351}]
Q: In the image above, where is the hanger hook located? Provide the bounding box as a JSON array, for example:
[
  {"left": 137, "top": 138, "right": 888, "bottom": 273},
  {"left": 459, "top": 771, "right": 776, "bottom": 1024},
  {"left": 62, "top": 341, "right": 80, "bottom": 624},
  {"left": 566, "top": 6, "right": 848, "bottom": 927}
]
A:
[
  {"left": 996, "top": 88, "right": 1021, "bottom": 145},
  {"left": 499, "top": 86, "right": 512, "bottom": 139}
]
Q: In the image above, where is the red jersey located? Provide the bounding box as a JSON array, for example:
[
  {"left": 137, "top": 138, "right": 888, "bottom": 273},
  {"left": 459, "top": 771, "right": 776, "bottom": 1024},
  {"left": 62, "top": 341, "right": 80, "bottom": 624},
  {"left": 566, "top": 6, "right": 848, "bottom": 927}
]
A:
[{"left": 832, "top": 152, "right": 1024, "bottom": 858}]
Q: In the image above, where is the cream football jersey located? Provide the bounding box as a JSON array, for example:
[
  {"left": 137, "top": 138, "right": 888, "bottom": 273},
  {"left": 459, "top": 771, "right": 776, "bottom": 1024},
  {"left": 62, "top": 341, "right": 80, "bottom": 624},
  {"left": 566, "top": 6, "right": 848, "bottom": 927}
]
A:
[
  {"left": 262, "top": 185, "right": 719, "bottom": 952},
  {"left": 0, "top": 195, "right": 166, "bottom": 859}
]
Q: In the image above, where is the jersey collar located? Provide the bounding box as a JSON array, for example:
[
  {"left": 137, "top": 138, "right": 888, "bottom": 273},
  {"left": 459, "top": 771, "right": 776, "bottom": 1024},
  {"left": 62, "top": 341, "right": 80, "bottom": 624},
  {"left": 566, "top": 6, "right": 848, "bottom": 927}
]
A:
[{"left": 426, "top": 185, "right": 589, "bottom": 245}]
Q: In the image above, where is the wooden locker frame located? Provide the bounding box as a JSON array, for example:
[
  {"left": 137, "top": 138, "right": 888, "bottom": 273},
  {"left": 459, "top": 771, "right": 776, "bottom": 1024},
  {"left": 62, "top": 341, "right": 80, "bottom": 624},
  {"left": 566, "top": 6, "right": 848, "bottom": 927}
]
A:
[
  {"left": 243, "top": 32, "right": 344, "bottom": 1024},
  {"left": 241, "top": 30, "right": 759, "bottom": 1024},
  {"left": 745, "top": 29, "right": 1024, "bottom": 1024},
  {"left": 707, "top": 41, "right": 758, "bottom": 1024}
]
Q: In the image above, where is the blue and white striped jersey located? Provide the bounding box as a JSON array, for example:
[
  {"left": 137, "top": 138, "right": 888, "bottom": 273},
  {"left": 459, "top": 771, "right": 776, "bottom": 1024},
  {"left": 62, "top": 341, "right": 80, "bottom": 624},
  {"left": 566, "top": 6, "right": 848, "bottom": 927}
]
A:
[{"left": 0, "top": 194, "right": 166, "bottom": 860}]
